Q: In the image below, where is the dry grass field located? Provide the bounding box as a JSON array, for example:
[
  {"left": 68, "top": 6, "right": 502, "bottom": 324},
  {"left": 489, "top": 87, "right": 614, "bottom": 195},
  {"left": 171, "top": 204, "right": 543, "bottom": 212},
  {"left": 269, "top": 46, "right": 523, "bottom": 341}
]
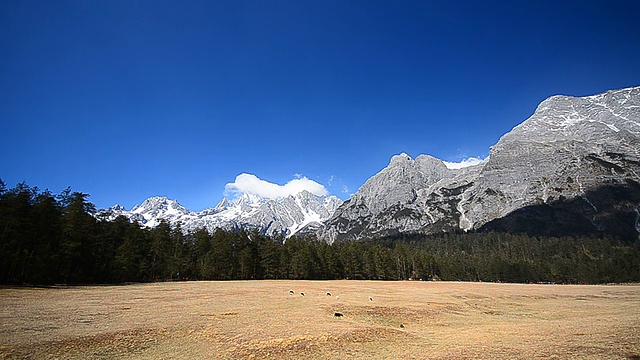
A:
[{"left": 0, "top": 281, "right": 638, "bottom": 359}]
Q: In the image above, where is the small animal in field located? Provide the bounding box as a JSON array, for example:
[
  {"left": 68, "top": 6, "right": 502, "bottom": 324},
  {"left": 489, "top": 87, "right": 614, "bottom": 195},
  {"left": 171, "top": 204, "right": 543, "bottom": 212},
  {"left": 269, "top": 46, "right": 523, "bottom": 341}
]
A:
[
  {"left": 326, "top": 292, "right": 331, "bottom": 296},
  {"left": 369, "top": 297, "right": 373, "bottom": 302},
  {"left": 300, "top": 292, "right": 305, "bottom": 296},
  {"left": 334, "top": 312, "right": 344, "bottom": 318},
  {"left": 289, "top": 290, "right": 294, "bottom": 295},
  {"left": 400, "top": 323, "right": 405, "bottom": 328}
]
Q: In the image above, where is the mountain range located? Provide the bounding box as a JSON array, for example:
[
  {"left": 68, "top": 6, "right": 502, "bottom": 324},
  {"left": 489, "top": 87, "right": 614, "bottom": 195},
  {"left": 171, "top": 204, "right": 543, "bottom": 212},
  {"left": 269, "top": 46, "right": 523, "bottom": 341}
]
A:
[
  {"left": 99, "top": 86, "right": 640, "bottom": 241},
  {"left": 98, "top": 191, "right": 342, "bottom": 238},
  {"left": 321, "top": 85, "right": 640, "bottom": 242}
]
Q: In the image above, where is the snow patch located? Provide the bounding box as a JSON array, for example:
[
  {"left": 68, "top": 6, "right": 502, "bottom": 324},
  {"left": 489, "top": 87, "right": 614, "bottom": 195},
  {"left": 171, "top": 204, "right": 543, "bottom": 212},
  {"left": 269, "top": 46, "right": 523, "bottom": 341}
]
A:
[{"left": 443, "top": 157, "right": 486, "bottom": 170}]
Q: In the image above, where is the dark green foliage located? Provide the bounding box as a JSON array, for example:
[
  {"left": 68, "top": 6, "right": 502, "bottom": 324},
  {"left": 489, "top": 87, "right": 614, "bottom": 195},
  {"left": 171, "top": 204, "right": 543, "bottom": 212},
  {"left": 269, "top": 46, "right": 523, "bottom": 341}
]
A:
[{"left": 1, "top": 180, "right": 639, "bottom": 285}]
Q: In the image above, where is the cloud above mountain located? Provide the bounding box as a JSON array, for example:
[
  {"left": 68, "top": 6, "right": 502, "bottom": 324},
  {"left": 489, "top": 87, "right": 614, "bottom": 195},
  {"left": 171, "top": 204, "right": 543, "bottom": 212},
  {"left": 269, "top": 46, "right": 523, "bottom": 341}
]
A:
[
  {"left": 442, "top": 157, "right": 486, "bottom": 169},
  {"left": 224, "top": 173, "right": 329, "bottom": 199}
]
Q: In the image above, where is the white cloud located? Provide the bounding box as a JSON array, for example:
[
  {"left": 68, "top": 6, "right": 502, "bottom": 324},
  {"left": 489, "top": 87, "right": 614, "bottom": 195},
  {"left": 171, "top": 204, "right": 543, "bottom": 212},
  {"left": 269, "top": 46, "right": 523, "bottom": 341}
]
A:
[
  {"left": 442, "top": 157, "right": 486, "bottom": 170},
  {"left": 224, "top": 173, "right": 329, "bottom": 199}
]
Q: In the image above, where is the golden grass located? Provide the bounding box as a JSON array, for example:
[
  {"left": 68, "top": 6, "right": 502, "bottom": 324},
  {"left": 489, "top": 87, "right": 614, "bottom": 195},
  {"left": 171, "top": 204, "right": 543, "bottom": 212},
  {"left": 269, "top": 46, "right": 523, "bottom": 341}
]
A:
[{"left": 1, "top": 281, "right": 638, "bottom": 359}]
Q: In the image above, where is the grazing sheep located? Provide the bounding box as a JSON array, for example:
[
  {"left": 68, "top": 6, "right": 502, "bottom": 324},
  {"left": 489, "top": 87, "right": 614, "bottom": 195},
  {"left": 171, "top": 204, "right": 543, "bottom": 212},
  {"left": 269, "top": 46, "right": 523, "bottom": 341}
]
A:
[
  {"left": 289, "top": 290, "right": 294, "bottom": 295},
  {"left": 326, "top": 292, "right": 331, "bottom": 296},
  {"left": 300, "top": 292, "right": 305, "bottom": 296},
  {"left": 369, "top": 297, "right": 373, "bottom": 302},
  {"left": 400, "top": 324, "right": 405, "bottom": 328},
  {"left": 334, "top": 312, "right": 343, "bottom": 318}
]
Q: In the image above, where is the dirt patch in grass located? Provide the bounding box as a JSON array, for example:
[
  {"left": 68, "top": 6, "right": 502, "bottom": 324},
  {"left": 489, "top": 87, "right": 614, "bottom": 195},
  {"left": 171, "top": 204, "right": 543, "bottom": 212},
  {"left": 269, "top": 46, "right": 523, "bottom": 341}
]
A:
[{"left": 1, "top": 281, "right": 638, "bottom": 359}]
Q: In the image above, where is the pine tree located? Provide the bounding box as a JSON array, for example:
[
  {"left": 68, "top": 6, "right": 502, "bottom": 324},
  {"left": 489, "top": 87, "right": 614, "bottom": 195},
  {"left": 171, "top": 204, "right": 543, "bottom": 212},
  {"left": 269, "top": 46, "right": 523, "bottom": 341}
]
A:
[
  {"left": 59, "top": 191, "right": 98, "bottom": 283},
  {"left": 0, "top": 183, "right": 37, "bottom": 283},
  {"left": 257, "top": 235, "right": 280, "bottom": 279}
]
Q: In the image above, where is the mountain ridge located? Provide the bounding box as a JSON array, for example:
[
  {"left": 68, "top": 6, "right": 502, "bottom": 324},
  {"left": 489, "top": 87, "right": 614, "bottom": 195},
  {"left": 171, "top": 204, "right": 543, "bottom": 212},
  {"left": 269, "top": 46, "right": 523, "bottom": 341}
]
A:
[
  {"left": 99, "top": 86, "right": 640, "bottom": 242},
  {"left": 320, "top": 85, "right": 640, "bottom": 242},
  {"left": 98, "top": 191, "right": 343, "bottom": 238}
]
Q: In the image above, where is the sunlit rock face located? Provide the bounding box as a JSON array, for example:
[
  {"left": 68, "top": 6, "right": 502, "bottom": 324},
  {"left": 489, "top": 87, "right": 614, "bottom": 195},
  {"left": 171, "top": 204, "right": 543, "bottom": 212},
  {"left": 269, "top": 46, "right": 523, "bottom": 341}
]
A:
[{"left": 321, "top": 86, "right": 640, "bottom": 242}]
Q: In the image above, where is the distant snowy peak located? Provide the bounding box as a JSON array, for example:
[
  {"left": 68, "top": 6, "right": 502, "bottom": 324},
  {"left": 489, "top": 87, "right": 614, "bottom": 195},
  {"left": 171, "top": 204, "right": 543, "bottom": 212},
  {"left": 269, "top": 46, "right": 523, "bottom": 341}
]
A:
[
  {"left": 233, "top": 192, "right": 266, "bottom": 206},
  {"left": 109, "top": 204, "right": 126, "bottom": 212},
  {"left": 215, "top": 190, "right": 338, "bottom": 212},
  {"left": 98, "top": 191, "right": 343, "bottom": 238},
  {"left": 210, "top": 190, "right": 343, "bottom": 236},
  {"left": 132, "top": 196, "right": 189, "bottom": 215},
  {"left": 112, "top": 196, "right": 193, "bottom": 229}
]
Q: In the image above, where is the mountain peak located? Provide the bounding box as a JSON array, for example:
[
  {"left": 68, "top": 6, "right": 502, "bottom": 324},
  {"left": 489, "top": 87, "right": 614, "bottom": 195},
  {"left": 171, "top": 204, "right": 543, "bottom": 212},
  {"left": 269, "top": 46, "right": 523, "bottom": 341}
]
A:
[
  {"left": 234, "top": 192, "right": 266, "bottom": 206},
  {"left": 496, "top": 85, "right": 640, "bottom": 152},
  {"left": 214, "top": 197, "right": 231, "bottom": 211},
  {"left": 100, "top": 190, "right": 343, "bottom": 238},
  {"left": 389, "top": 153, "right": 413, "bottom": 166},
  {"left": 134, "top": 196, "right": 178, "bottom": 208},
  {"left": 322, "top": 85, "right": 640, "bottom": 242},
  {"left": 110, "top": 204, "right": 126, "bottom": 212}
]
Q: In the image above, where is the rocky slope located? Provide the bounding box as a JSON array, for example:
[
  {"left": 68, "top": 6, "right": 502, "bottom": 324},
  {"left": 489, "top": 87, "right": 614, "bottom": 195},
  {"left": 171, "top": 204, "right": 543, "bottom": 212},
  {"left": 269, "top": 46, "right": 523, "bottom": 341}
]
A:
[
  {"left": 321, "top": 86, "right": 640, "bottom": 242},
  {"left": 98, "top": 191, "right": 342, "bottom": 238}
]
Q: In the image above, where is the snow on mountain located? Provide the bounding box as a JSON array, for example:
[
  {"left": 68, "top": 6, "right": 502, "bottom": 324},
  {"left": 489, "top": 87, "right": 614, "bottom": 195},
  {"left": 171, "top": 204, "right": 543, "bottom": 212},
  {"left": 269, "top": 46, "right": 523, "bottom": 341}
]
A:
[
  {"left": 98, "top": 191, "right": 343, "bottom": 238},
  {"left": 442, "top": 157, "right": 487, "bottom": 169},
  {"left": 98, "top": 86, "right": 640, "bottom": 242}
]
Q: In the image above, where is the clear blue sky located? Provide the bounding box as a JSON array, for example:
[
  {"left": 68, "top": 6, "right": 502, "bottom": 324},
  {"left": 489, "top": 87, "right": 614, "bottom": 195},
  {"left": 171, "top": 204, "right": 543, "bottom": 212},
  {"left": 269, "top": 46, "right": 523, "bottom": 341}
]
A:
[{"left": 2, "top": 0, "right": 639, "bottom": 211}]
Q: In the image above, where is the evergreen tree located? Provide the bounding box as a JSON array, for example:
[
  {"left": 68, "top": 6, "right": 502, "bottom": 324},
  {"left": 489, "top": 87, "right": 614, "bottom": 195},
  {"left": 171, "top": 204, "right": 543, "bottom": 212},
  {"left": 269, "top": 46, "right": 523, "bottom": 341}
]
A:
[
  {"left": 147, "top": 220, "right": 173, "bottom": 281},
  {"left": 1, "top": 180, "right": 639, "bottom": 285},
  {"left": 0, "top": 183, "right": 38, "bottom": 283},
  {"left": 113, "top": 219, "right": 148, "bottom": 282},
  {"left": 27, "top": 190, "right": 63, "bottom": 284},
  {"left": 59, "top": 191, "right": 98, "bottom": 283},
  {"left": 256, "top": 235, "right": 280, "bottom": 279}
]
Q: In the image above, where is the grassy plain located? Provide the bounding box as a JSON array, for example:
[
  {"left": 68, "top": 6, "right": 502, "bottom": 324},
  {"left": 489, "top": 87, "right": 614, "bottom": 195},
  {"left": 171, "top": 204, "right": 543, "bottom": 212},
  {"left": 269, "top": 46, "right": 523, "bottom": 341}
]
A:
[{"left": 0, "top": 281, "right": 638, "bottom": 359}]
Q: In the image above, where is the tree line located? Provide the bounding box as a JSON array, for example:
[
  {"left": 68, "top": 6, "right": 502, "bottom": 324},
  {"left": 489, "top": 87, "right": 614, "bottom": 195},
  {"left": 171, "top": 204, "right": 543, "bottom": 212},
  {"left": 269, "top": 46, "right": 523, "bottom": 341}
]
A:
[{"left": 1, "top": 181, "right": 639, "bottom": 285}]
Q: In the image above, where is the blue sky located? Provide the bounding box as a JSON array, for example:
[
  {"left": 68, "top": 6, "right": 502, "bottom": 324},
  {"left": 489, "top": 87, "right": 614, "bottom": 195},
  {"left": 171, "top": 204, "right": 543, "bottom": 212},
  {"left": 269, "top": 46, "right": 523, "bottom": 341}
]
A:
[{"left": 1, "top": 0, "right": 639, "bottom": 211}]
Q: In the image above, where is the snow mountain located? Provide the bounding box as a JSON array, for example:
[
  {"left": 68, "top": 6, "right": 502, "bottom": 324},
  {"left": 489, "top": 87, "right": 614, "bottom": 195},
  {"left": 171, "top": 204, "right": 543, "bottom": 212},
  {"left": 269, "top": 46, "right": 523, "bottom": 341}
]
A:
[
  {"left": 99, "top": 86, "right": 640, "bottom": 242},
  {"left": 321, "top": 86, "right": 640, "bottom": 242},
  {"left": 98, "top": 191, "right": 343, "bottom": 238}
]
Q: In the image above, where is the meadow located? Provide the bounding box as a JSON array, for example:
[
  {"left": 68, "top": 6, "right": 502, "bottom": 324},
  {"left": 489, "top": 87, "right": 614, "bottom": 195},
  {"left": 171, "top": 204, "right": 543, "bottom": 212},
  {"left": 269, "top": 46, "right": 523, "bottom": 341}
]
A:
[{"left": 1, "top": 281, "right": 638, "bottom": 359}]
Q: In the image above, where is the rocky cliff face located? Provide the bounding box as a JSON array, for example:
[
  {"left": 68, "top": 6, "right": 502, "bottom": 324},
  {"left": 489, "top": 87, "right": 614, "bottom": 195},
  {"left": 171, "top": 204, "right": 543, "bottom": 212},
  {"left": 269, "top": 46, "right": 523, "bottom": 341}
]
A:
[{"left": 321, "top": 86, "right": 640, "bottom": 242}]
